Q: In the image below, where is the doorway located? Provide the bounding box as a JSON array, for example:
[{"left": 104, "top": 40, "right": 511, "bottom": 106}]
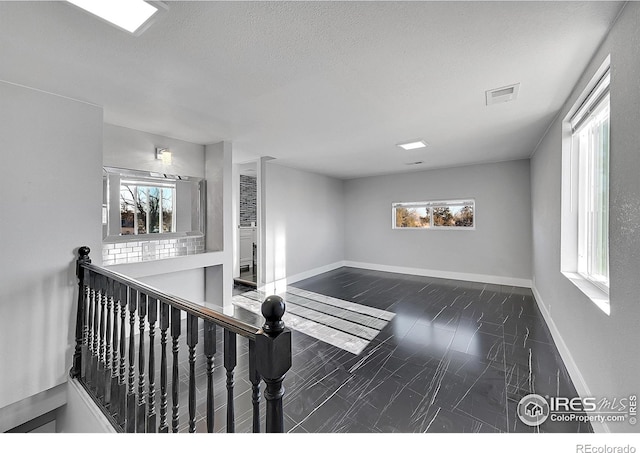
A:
[{"left": 235, "top": 162, "right": 258, "bottom": 287}]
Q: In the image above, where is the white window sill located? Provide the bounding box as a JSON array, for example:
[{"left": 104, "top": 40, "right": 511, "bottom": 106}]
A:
[{"left": 561, "top": 271, "right": 610, "bottom": 315}]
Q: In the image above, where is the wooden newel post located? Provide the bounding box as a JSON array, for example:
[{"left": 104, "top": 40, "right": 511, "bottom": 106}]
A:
[
  {"left": 71, "top": 246, "right": 91, "bottom": 378},
  {"left": 255, "top": 295, "right": 291, "bottom": 433}
]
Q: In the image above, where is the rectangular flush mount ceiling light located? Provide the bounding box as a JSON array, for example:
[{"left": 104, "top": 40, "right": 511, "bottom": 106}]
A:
[
  {"left": 66, "top": 0, "right": 162, "bottom": 35},
  {"left": 397, "top": 140, "right": 427, "bottom": 150}
]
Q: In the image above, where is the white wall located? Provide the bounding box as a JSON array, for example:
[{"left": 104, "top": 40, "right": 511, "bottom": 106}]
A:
[
  {"left": 103, "top": 123, "right": 205, "bottom": 178},
  {"left": 530, "top": 2, "right": 640, "bottom": 433},
  {"left": 344, "top": 160, "right": 532, "bottom": 286},
  {"left": 205, "top": 141, "right": 233, "bottom": 309},
  {"left": 0, "top": 81, "right": 103, "bottom": 412},
  {"left": 102, "top": 128, "right": 233, "bottom": 310},
  {"left": 263, "top": 162, "right": 345, "bottom": 293},
  {"left": 102, "top": 123, "right": 209, "bottom": 303},
  {"left": 139, "top": 268, "right": 206, "bottom": 303}
]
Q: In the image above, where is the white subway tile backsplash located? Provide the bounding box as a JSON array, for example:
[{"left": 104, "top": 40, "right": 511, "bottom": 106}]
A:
[{"left": 102, "top": 235, "right": 204, "bottom": 266}]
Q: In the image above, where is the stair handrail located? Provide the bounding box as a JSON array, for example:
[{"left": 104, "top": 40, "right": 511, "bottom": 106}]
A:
[{"left": 70, "top": 245, "right": 291, "bottom": 433}]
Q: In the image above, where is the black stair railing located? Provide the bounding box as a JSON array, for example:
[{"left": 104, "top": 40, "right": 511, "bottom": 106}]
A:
[{"left": 70, "top": 246, "right": 291, "bottom": 433}]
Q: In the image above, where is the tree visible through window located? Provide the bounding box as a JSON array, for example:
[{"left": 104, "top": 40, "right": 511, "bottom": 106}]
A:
[
  {"left": 120, "top": 181, "right": 175, "bottom": 235},
  {"left": 433, "top": 205, "right": 474, "bottom": 227},
  {"left": 395, "top": 206, "right": 430, "bottom": 228},
  {"left": 393, "top": 200, "right": 475, "bottom": 229}
]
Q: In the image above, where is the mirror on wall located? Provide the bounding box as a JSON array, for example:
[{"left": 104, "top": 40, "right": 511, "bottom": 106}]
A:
[{"left": 103, "top": 166, "right": 206, "bottom": 241}]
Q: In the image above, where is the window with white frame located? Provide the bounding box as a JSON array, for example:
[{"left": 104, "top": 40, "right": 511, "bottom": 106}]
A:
[
  {"left": 120, "top": 180, "right": 176, "bottom": 235},
  {"left": 561, "top": 64, "right": 610, "bottom": 309},
  {"left": 392, "top": 200, "right": 475, "bottom": 229}
]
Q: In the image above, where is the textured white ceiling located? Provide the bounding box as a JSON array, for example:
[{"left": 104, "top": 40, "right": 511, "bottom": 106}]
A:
[{"left": 0, "top": 1, "right": 624, "bottom": 179}]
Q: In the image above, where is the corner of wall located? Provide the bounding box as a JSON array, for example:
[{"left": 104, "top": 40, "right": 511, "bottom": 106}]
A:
[{"left": 530, "top": 280, "right": 610, "bottom": 434}]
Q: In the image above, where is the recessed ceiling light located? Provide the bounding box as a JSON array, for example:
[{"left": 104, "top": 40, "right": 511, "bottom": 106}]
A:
[
  {"left": 66, "top": 0, "right": 162, "bottom": 35},
  {"left": 397, "top": 140, "right": 428, "bottom": 151}
]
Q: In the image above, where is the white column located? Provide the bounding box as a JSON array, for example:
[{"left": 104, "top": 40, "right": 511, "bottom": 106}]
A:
[{"left": 204, "top": 141, "right": 233, "bottom": 310}]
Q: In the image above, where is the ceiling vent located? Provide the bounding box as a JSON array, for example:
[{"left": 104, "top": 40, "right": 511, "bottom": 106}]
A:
[{"left": 485, "top": 83, "right": 520, "bottom": 106}]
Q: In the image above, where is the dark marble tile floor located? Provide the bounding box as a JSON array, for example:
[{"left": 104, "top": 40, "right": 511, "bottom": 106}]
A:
[
  {"left": 110, "top": 267, "right": 590, "bottom": 434},
  {"left": 235, "top": 267, "right": 590, "bottom": 433}
]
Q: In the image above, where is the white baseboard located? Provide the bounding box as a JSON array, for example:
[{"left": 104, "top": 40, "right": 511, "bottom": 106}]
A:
[
  {"left": 264, "top": 260, "right": 531, "bottom": 291},
  {"left": 531, "top": 282, "right": 609, "bottom": 433},
  {"left": 56, "top": 379, "right": 117, "bottom": 433},
  {"left": 286, "top": 261, "right": 346, "bottom": 284},
  {"left": 344, "top": 261, "right": 532, "bottom": 288},
  {"left": 260, "top": 261, "right": 346, "bottom": 294}
]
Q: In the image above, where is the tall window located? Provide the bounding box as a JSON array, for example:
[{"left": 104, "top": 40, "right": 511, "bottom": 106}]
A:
[
  {"left": 565, "top": 67, "right": 610, "bottom": 295},
  {"left": 393, "top": 200, "right": 475, "bottom": 229},
  {"left": 120, "top": 181, "right": 176, "bottom": 235}
]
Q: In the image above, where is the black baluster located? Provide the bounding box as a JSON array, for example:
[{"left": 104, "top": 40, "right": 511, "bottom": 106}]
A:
[
  {"left": 224, "top": 330, "right": 237, "bottom": 433},
  {"left": 187, "top": 314, "right": 198, "bottom": 433},
  {"left": 137, "top": 294, "right": 147, "bottom": 433},
  {"left": 81, "top": 268, "right": 91, "bottom": 382},
  {"left": 89, "top": 271, "right": 99, "bottom": 391},
  {"left": 171, "top": 307, "right": 181, "bottom": 433},
  {"left": 255, "top": 295, "right": 291, "bottom": 433},
  {"left": 110, "top": 281, "right": 120, "bottom": 415},
  {"left": 248, "top": 339, "right": 261, "bottom": 433},
  {"left": 159, "top": 302, "right": 169, "bottom": 433},
  {"left": 97, "top": 275, "right": 107, "bottom": 401},
  {"left": 71, "top": 246, "right": 90, "bottom": 379},
  {"left": 126, "top": 289, "right": 137, "bottom": 433},
  {"left": 103, "top": 278, "right": 113, "bottom": 405},
  {"left": 117, "top": 283, "right": 128, "bottom": 427},
  {"left": 204, "top": 321, "right": 216, "bottom": 433},
  {"left": 147, "top": 297, "right": 158, "bottom": 433}
]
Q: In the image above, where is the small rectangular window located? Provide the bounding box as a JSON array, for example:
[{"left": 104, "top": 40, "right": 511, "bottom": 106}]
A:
[
  {"left": 392, "top": 200, "right": 475, "bottom": 229},
  {"left": 120, "top": 180, "right": 176, "bottom": 235}
]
